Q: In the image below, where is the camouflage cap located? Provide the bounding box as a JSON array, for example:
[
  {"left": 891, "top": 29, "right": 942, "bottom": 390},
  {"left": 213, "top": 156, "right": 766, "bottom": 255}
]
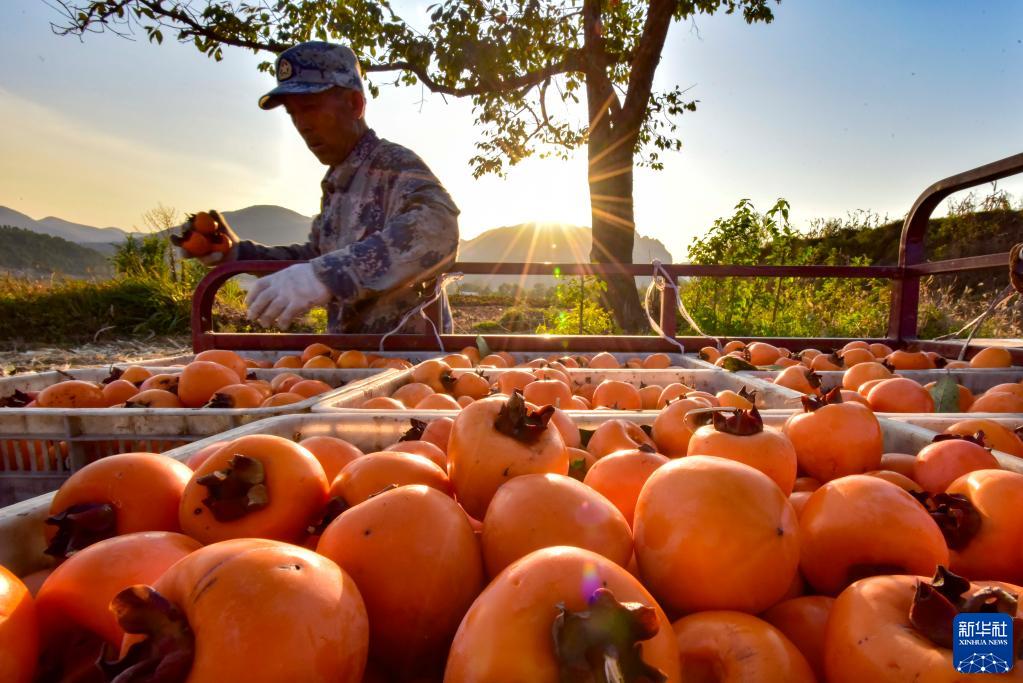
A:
[{"left": 259, "top": 41, "right": 364, "bottom": 110}]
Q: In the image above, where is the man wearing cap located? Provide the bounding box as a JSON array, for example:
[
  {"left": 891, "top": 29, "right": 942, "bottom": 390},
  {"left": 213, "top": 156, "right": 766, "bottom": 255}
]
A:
[{"left": 186, "top": 41, "right": 459, "bottom": 334}]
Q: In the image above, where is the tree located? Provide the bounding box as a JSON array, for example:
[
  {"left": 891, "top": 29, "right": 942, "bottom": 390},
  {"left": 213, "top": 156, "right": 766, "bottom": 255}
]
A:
[{"left": 52, "top": 0, "right": 777, "bottom": 331}]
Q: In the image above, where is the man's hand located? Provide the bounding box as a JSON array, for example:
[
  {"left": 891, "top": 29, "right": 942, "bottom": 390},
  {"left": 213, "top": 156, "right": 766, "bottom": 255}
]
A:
[
  {"left": 176, "top": 209, "right": 240, "bottom": 266},
  {"left": 245, "top": 263, "right": 332, "bottom": 329}
]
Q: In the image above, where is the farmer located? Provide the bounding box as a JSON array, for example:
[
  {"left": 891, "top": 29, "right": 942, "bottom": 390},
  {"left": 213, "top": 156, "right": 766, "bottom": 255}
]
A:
[{"left": 184, "top": 41, "right": 459, "bottom": 333}]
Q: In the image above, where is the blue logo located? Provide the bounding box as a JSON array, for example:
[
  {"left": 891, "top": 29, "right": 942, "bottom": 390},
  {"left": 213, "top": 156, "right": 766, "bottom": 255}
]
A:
[{"left": 954, "top": 613, "right": 1014, "bottom": 674}]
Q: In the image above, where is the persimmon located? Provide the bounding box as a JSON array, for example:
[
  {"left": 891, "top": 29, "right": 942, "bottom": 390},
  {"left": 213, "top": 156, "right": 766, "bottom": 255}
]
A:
[
  {"left": 300, "top": 342, "right": 334, "bottom": 364},
  {"left": 35, "top": 380, "right": 104, "bottom": 409},
  {"left": 865, "top": 469, "right": 922, "bottom": 492},
  {"left": 969, "top": 391, "right": 1023, "bottom": 413},
  {"left": 810, "top": 353, "right": 842, "bottom": 371},
  {"left": 879, "top": 452, "right": 918, "bottom": 479},
  {"left": 0, "top": 565, "right": 37, "bottom": 683},
  {"left": 866, "top": 376, "right": 934, "bottom": 413},
  {"left": 176, "top": 361, "right": 241, "bottom": 408},
  {"left": 642, "top": 352, "right": 672, "bottom": 369},
  {"left": 723, "top": 340, "right": 746, "bottom": 353},
  {"left": 649, "top": 398, "right": 704, "bottom": 457},
  {"left": 459, "top": 346, "right": 481, "bottom": 365},
  {"left": 699, "top": 345, "right": 721, "bottom": 363},
  {"left": 716, "top": 387, "right": 756, "bottom": 409},
  {"left": 523, "top": 378, "right": 572, "bottom": 407},
  {"left": 331, "top": 451, "right": 451, "bottom": 506},
  {"left": 361, "top": 396, "right": 406, "bottom": 409},
  {"left": 842, "top": 361, "right": 892, "bottom": 390},
  {"left": 481, "top": 473, "right": 632, "bottom": 577},
  {"left": 299, "top": 436, "right": 363, "bottom": 482},
  {"left": 45, "top": 453, "right": 192, "bottom": 560},
  {"left": 260, "top": 392, "right": 305, "bottom": 407},
  {"left": 452, "top": 371, "right": 490, "bottom": 400},
  {"left": 841, "top": 340, "right": 870, "bottom": 353},
  {"left": 686, "top": 390, "right": 719, "bottom": 406},
  {"left": 914, "top": 434, "right": 1000, "bottom": 494},
  {"left": 445, "top": 546, "right": 681, "bottom": 683},
  {"left": 793, "top": 476, "right": 821, "bottom": 492},
  {"left": 583, "top": 448, "right": 668, "bottom": 526},
  {"left": 123, "top": 388, "right": 183, "bottom": 408},
  {"left": 494, "top": 369, "right": 534, "bottom": 395},
  {"left": 944, "top": 359, "right": 970, "bottom": 369},
  {"left": 655, "top": 382, "right": 692, "bottom": 408},
  {"left": 533, "top": 366, "right": 572, "bottom": 386},
  {"left": 179, "top": 435, "right": 328, "bottom": 544},
  {"left": 458, "top": 394, "right": 475, "bottom": 407},
  {"left": 245, "top": 378, "right": 273, "bottom": 399},
  {"left": 987, "top": 382, "right": 1023, "bottom": 398},
  {"left": 318, "top": 485, "right": 483, "bottom": 678},
  {"left": 687, "top": 407, "right": 798, "bottom": 494},
  {"left": 115, "top": 365, "right": 152, "bottom": 384},
  {"left": 589, "top": 418, "right": 657, "bottom": 458},
  {"left": 447, "top": 393, "right": 567, "bottom": 519},
  {"left": 869, "top": 342, "right": 894, "bottom": 358},
  {"left": 945, "top": 469, "right": 1023, "bottom": 581},
  {"left": 174, "top": 228, "right": 213, "bottom": 256},
  {"left": 591, "top": 379, "right": 642, "bottom": 410},
  {"left": 789, "top": 491, "right": 812, "bottom": 518},
  {"left": 392, "top": 382, "right": 435, "bottom": 408},
  {"left": 478, "top": 353, "right": 508, "bottom": 368},
  {"left": 420, "top": 416, "right": 454, "bottom": 453},
  {"left": 798, "top": 475, "right": 948, "bottom": 595},
  {"left": 272, "top": 355, "right": 303, "bottom": 368},
  {"left": 634, "top": 456, "right": 800, "bottom": 614},
  {"left": 412, "top": 359, "right": 455, "bottom": 394},
  {"left": 747, "top": 342, "right": 782, "bottom": 366},
  {"left": 761, "top": 596, "right": 834, "bottom": 680},
  {"left": 799, "top": 348, "right": 822, "bottom": 362},
  {"left": 587, "top": 351, "right": 620, "bottom": 369},
  {"left": 775, "top": 356, "right": 801, "bottom": 368},
  {"left": 289, "top": 379, "right": 334, "bottom": 398},
  {"left": 840, "top": 347, "right": 876, "bottom": 367},
  {"left": 383, "top": 440, "right": 447, "bottom": 469},
  {"left": 548, "top": 407, "right": 581, "bottom": 448},
  {"left": 193, "top": 349, "right": 248, "bottom": 381},
  {"left": 303, "top": 355, "right": 336, "bottom": 369},
  {"left": 783, "top": 389, "right": 883, "bottom": 481},
  {"left": 101, "top": 379, "right": 139, "bottom": 406},
  {"left": 268, "top": 372, "right": 302, "bottom": 393},
  {"left": 774, "top": 365, "right": 821, "bottom": 395},
  {"left": 969, "top": 346, "right": 1013, "bottom": 368},
  {"left": 565, "top": 396, "right": 589, "bottom": 410},
  {"left": 638, "top": 384, "right": 663, "bottom": 410},
  {"left": 35, "top": 531, "right": 199, "bottom": 649},
  {"left": 566, "top": 447, "right": 597, "bottom": 481},
  {"left": 672, "top": 611, "right": 816, "bottom": 683},
  {"left": 839, "top": 388, "right": 871, "bottom": 406},
  {"left": 825, "top": 567, "right": 1023, "bottom": 683},
  {"left": 204, "top": 383, "right": 264, "bottom": 409},
  {"left": 945, "top": 419, "right": 1023, "bottom": 457},
  {"left": 102, "top": 538, "right": 368, "bottom": 682},
  {"left": 415, "top": 393, "right": 462, "bottom": 410},
  {"left": 885, "top": 349, "right": 935, "bottom": 370},
  {"left": 573, "top": 380, "right": 598, "bottom": 402},
  {"left": 184, "top": 440, "right": 229, "bottom": 471},
  {"left": 337, "top": 349, "right": 369, "bottom": 368}
]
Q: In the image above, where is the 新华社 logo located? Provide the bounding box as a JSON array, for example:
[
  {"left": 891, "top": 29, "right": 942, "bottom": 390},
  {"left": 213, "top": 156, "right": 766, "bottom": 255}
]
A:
[{"left": 954, "top": 613, "right": 1014, "bottom": 674}]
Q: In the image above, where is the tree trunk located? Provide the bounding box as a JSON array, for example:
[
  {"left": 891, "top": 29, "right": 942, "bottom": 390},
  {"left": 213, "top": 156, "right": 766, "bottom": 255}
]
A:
[{"left": 587, "top": 142, "right": 647, "bottom": 333}]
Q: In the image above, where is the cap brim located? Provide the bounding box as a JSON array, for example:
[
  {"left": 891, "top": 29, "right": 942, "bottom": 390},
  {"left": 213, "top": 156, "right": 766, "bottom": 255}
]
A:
[{"left": 258, "top": 82, "right": 335, "bottom": 110}]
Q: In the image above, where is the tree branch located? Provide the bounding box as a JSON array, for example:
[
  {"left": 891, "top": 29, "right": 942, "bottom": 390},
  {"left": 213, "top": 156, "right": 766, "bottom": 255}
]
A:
[
  {"left": 618, "top": 0, "right": 676, "bottom": 131},
  {"left": 365, "top": 53, "right": 583, "bottom": 97}
]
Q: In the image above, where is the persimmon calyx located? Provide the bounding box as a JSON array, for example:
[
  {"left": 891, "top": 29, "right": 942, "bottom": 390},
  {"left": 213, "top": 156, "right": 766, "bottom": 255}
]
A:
[
  {"left": 910, "top": 566, "right": 1023, "bottom": 654},
  {"left": 0, "top": 389, "right": 32, "bottom": 407},
  {"left": 102, "top": 367, "right": 124, "bottom": 385},
  {"left": 494, "top": 390, "right": 556, "bottom": 444},
  {"left": 738, "top": 386, "right": 760, "bottom": 403},
  {"left": 440, "top": 371, "right": 458, "bottom": 392},
  {"left": 800, "top": 387, "right": 843, "bottom": 412},
  {"left": 806, "top": 371, "right": 823, "bottom": 390},
  {"left": 400, "top": 419, "right": 428, "bottom": 442},
  {"left": 553, "top": 588, "right": 667, "bottom": 683},
  {"left": 44, "top": 502, "right": 117, "bottom": 560},
  {"left": 196, "top": 454, "right": 269, "bottom": 522},
  {"left": 711, "top": 407, "right": 763, "bottom": 436},
  {"left": 931, "top": 431, "right": 988, "bottom": 448},
  {"left": 99, "top": 585, "right": 194, "bottom": 683},
  {"left": 307, "top": 496, "right": 350, "bottom": 536},
  {"left": 203, "top": 393, "right": 237, "bottom": 409},
  {"left": 909, "top": 492, "right": 982, "bottom": 550}
]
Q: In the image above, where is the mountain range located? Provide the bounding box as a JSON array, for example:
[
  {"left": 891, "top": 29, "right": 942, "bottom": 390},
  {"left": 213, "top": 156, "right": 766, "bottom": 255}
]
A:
[{"left": 0, "top": 205, "right": 673, "bottom": 282}]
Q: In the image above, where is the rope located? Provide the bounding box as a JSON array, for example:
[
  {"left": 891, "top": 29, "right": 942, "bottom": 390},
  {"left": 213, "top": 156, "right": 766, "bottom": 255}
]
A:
[
  {"left": 378, "top": 272, "right": 463, "bottom": 353},
  {"left": 645, "top": 260, "right": 723, "bottom": 351}
]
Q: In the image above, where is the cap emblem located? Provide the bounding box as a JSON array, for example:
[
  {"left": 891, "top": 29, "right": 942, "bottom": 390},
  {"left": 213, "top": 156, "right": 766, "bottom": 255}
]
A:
[{"left": 277, "top": 58, "right": 293, "bottom": 81}]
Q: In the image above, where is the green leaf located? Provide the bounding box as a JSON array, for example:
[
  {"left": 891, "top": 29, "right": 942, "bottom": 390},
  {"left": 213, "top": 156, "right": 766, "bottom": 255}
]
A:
[
  {"left": 476, "top": 335, "right": 491, "bottom": 359},
  {"left": 719, "top": 356, "right": 758, "bottom": 372},
  {"left": 930, "top": 375, "right": 961, "bottom": 413}
]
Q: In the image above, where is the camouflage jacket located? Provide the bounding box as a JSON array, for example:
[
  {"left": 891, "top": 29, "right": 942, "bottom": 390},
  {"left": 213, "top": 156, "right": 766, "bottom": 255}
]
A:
[{"left": 236, "top": 129, "right": 459, "bottom": 333}]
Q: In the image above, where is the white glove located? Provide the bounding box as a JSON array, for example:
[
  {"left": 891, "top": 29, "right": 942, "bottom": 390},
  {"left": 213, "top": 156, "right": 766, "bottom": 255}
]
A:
[{"left": 245, "top": 263, "right": 332, "bottom": 329}]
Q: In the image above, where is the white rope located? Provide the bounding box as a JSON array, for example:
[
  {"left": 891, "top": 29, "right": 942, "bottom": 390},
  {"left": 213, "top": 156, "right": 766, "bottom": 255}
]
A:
[
  {"left": 647, "top": 259, "right": 723, "bottom": 351},
  {"left": 378, "top": 272, "right": 464, "bottom": 353},
  {"left": 643, "top": 274, "right": 685, "bottom": 354}
]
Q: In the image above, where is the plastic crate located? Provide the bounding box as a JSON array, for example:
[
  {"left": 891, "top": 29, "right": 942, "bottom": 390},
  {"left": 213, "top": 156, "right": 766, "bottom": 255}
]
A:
[
  {"left": 6, "top": 409, "right": 1016, "bottom": 577},
  {"left": 0, "top": 367, "right": 395, "bottom": 505},
  {"left": 311, "top": 367, "right": 796, "bottom": 411}
]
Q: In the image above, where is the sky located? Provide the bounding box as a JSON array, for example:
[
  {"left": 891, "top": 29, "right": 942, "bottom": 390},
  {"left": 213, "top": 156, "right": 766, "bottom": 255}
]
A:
[{"left": 0, "top": 1, "right": 1021, "bottom": 261}]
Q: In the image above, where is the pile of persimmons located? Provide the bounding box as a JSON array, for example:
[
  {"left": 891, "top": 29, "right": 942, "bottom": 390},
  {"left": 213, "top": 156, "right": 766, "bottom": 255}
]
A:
[
  {"left": 0, "top": 350, "right": 345, "bottom": 411},
  {"left": 3, "top": 377, "right": 1023, "bottom": 682}
]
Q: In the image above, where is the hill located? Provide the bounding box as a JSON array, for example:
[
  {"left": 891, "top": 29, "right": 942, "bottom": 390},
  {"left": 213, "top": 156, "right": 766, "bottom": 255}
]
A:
[
  {"left": 0, "top": 206, "right": 128, "bottom": 245},
  {"left": 0, "top": 225, "right": 112, "bottom": 277}
]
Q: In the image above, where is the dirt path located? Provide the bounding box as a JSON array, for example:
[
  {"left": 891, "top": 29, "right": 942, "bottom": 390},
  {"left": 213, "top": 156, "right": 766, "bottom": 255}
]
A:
[{"left": 0, "top": 337, "right": 191, "bottom": 375}]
